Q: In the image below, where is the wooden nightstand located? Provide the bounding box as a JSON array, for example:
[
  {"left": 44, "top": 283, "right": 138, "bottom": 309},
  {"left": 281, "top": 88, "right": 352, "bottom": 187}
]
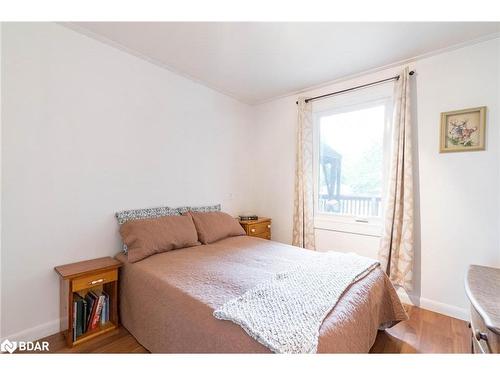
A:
[
  {"left": 54, "top": 256, "right": 122, "bottom": 347},
  {"left": 239, "top": 217, "right": 271, "bottom": 240}
]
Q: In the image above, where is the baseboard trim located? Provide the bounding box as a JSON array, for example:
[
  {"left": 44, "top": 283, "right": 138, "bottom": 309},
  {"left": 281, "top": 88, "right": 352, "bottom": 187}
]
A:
[
  {"left": 397, "top": 290, "right": 469, "bottom": 321},
  {"left": 0, "top": 318, "right": 61, "bottom": 343}
]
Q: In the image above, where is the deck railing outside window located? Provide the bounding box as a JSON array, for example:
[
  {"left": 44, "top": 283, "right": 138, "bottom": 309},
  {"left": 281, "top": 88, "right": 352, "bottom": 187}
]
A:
[{"left": 318, "top": 195, "right": 381, "bottom": 217}]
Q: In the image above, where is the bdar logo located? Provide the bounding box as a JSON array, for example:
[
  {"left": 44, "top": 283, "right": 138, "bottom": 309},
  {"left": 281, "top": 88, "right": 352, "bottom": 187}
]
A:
[
  {"left": 0, "top": 339, "right": 49, "bottom": 353},
  {"left": 1, "top": 339, "right": 18, "bottom": 354}
]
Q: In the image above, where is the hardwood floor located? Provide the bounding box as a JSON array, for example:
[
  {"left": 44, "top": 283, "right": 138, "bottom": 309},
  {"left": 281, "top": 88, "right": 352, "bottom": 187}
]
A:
[
  {"left": 32, "top": 305, "right": 470, "bottom": 354},
  {"left": 370, "top": 305, "right": 471, "bottom": 353},
  {"left": 33, "top": 325, "right": 148, "bottom": 354}
]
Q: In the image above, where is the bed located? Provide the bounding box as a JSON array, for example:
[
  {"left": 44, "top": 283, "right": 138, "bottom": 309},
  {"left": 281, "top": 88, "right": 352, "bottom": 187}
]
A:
[{"left": 115, "top": 235, "right": 407, "bottom": 353}]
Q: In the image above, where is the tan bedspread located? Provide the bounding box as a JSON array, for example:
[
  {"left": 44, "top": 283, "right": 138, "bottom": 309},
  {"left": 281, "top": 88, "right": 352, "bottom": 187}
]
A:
[{"left": 116, "top": 236, "right": 407, "bottom": 353}]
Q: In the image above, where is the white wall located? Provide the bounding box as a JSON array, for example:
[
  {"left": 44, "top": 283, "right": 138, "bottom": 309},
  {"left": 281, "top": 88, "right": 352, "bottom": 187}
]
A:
[
  {"left": 414, "top": 38, "right": 499, "bottom": 318},
  {"left": 0, "top": 23, "right": 254, "bottom": 341},
  {"left": 252, "top": 38, "right": 500, "bottom": 319}
]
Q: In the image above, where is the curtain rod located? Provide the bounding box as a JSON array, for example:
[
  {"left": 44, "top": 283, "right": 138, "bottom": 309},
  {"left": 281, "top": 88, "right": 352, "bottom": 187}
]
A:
[{"left": 296, "top": 70, "right": 415, "bottom": 105}]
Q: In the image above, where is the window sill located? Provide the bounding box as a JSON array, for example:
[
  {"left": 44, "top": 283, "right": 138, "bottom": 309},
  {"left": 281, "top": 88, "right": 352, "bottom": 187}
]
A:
[{"left": 314, "top": 216, "right": 382, "bottom": 237}]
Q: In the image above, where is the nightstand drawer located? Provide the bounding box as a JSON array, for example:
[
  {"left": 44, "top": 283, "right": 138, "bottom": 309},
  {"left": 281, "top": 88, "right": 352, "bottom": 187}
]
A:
[
  {"left": 254, "top": 231, "right": 271, "bottom": 240},
  {"left": 247, "top": 221, "right": 271, "bottom": 235},
  {"left": 471, "top": 306, "right": 499, "bottom": 353},
  {"left": 72, "top": 269, "right": 117, "bottom": 292}
]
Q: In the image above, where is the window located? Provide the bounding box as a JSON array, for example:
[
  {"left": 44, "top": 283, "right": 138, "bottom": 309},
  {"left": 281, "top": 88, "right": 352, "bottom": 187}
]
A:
[{"left": 313, "top": 85, "right": 393, "bottom": 234}]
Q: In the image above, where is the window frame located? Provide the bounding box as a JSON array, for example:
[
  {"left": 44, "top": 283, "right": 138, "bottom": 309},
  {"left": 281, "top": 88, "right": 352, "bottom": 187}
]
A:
[{"left": 312, "top": 84, "right": 393, "bottom": 236}]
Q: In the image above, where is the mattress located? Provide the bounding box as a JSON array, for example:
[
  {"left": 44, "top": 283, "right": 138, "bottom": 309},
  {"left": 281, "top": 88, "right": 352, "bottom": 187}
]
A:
[{"left": 115, "top": 235, "right": 407, "bottom": 353}]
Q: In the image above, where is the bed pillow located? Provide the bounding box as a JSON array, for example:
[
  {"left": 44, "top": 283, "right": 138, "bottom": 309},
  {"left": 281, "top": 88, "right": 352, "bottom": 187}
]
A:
[
  {"left": 115, "top": 206, "right": 180, "bottom": 253},
  {"left": 116, "top": 206, "right": 180, "bottom": 225},
  {"left": 176, "top": 204, "right": 221, "bottom": 214},
  {"left": 189, "top": 211, "right": 246, "bottom": 244},
  {"left": 120, "top": 214, "right": 200, "bottom": 263}
]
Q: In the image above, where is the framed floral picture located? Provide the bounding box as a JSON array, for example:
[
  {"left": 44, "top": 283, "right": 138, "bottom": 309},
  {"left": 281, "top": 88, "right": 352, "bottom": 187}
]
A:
[{"left": 440, "top": 106, "right": 486, "bottom": 153}]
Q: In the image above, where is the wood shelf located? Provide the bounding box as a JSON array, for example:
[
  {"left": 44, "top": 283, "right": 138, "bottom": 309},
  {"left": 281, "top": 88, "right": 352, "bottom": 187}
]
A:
[{"left": 72, "top": 322, "right": 117, "bottom": 346}]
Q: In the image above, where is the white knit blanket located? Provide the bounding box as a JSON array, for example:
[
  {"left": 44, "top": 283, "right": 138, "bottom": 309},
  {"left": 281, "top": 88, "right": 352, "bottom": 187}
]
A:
[{"left": 213, "top": 251, "right": 379, "bottom": 353}]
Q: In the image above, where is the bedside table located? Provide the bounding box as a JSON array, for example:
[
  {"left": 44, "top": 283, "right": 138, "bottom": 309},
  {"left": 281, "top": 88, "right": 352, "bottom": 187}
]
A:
[
  {"left": 239, "top": 217, "right": 271, "bottom": 240},
  {"left": 54, "top": 256, "right": 122, "bottom": 347}
]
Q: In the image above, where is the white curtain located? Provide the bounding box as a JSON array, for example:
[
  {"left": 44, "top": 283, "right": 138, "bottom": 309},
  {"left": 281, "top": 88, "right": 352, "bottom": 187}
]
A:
[
  {"left": 378, "top": 67, "right": 414, "bottom": 291},
  {"left": 292, "top": 98, "right": 315, "bottom": 250}
]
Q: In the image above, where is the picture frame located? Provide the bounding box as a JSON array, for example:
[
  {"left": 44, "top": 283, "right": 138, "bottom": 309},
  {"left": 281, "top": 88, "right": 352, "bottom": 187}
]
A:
[{"left": 440, "top": 106, "right": 486, "bottom": 153}]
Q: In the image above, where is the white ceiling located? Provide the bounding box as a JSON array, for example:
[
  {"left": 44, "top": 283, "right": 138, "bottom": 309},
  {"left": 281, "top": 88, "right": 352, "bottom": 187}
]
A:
[{"left": 70, "top": 22, "right": 500, "bottom": 104}]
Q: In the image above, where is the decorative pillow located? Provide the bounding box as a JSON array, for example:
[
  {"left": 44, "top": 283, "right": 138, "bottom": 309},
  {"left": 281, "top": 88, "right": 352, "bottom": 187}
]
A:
[
  {"left": 188, "top": 211, "right": 245, "bottom": 244},
  {"left": 120, "top": 215, "right": 200, "bottom": 263},
  {"left": 116, "top": 206, "right": 179, "bottom": 225},
  {"left": 115, "top": 206, "right": 180, "bottom": 253},
  {"left": 176, "top": 204, "right": 221, "bottom": 214}
]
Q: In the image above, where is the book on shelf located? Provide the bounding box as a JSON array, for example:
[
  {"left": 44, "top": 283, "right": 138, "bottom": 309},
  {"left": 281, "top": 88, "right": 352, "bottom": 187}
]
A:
[
  {"left": 75, "top": 290, "right": 88, "bottom": 333},
  {"left": 101, "top": 291, "right": 109, "bottom": 325},
  {"left": 84, "top": 291, "right": 97, "bottom": 331},
  {"left": 72, "top": 289, "right": 110, "bottom": 340},
  {"left": 73, "top": 300, "right": 77, "bottom": 341},
  {"left": 73, "top": 294, "right": 86, "bottom": 338},
  {"left": 89, "top": 290, "right": 105, "bottom": 331}
]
